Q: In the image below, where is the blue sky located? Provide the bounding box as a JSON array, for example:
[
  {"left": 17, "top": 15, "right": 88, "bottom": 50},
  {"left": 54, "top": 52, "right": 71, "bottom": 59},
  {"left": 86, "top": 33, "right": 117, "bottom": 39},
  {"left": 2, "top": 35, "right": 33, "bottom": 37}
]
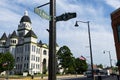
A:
[{"left": 0, "top": 0, "right": 120, "bottom": 67}]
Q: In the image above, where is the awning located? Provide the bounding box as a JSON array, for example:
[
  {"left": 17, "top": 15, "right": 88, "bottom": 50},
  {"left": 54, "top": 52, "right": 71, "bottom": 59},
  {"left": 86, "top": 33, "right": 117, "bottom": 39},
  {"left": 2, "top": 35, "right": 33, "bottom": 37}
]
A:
[{"left": 116, "top": 60, "right": 120, "bottom": 66}]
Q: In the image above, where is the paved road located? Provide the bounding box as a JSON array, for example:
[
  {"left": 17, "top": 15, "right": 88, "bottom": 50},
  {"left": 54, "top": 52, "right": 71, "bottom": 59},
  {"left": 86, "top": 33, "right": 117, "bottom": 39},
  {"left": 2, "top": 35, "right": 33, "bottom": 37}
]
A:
[
  {"left": 102, "top": 76, "right": 119, "bottom": 80},
  {"left": 59, "top": 75, "right": 119, "bottom": 80}
]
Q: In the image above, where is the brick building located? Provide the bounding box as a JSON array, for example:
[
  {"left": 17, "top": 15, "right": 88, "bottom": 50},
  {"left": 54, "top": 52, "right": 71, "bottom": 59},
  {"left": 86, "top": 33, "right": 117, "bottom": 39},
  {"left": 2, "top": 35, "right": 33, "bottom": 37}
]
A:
[{"left": 111, "top": 8, "right": 120, "bottom": 74}]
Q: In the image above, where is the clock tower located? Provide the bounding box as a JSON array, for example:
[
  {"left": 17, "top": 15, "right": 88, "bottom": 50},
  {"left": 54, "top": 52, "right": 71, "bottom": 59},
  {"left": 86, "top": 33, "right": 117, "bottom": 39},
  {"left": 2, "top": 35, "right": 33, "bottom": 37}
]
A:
[{"left": 17, "top": 10, "right": 32, "bottom": 37}]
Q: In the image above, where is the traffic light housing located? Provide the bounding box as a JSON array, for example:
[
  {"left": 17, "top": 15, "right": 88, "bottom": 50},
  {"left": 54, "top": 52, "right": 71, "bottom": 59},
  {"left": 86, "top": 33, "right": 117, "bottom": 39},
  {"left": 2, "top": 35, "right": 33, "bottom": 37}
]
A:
[{"left": 56, "top": 12, "right": 76, "bottom": 22}]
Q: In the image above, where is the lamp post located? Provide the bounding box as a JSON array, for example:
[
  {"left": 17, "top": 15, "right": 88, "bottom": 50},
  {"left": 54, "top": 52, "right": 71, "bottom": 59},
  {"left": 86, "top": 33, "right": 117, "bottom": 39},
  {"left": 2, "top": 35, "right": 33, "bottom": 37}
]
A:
[
  {"left": 75, "top": 21, "right": 94, "bottom": 80},
  {"left": 103, "top": 50, "right": 112, "bottom": 68}
]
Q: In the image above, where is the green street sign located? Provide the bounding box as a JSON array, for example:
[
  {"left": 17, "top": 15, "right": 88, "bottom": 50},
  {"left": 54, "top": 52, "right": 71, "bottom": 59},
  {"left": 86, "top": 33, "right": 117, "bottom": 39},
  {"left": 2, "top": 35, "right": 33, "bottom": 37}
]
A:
[
  {"left": 56, "top": 12, "right": 76, "bottom": 22},
  {"left": 34, "top": 8, "right": 51, "bottom": 20}
]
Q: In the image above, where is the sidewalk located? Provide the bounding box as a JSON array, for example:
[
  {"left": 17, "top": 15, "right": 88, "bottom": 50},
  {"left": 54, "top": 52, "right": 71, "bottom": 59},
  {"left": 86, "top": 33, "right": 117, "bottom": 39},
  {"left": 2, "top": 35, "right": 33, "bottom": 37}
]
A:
[{"left": 0, "top": 74, "right": 84, "bottom": 80}]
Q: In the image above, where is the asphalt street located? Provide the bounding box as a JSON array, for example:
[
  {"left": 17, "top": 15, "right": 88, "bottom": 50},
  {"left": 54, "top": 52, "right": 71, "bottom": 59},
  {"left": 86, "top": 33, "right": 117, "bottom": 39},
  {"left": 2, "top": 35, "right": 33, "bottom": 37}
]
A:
[{"left": 58, "top": 75, "right": 119, "bottom": 80}]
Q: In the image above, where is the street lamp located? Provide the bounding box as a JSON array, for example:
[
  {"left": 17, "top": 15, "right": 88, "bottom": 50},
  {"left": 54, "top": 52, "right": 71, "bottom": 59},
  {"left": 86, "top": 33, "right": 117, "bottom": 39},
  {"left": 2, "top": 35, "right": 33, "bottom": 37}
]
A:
[
  {"left": 75, "top": 21, "right": 94, "bottom": 80},
  {"left": 103, "top": 50, "right": 112, "bottom": 68}
]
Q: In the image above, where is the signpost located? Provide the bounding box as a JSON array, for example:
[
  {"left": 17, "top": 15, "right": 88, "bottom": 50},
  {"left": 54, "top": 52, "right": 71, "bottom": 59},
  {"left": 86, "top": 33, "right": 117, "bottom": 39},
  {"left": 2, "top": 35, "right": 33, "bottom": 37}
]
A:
[
  {"left": 34, "top": 2, "right": 77, "bottom": 80},
  {"left": 34, "top": 8, "right": 51, "bottom": 20}
]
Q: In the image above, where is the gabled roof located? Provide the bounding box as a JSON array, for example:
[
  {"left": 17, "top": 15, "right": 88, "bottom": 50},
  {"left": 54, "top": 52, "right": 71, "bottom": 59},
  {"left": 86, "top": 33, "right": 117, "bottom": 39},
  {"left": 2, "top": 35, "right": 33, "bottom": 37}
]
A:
[
  {"left": 1, "top": 33, "right": 7, "bottom": 40},
  {"left": 10, "top": 31, "right": 18, "bottom": 38},
  {"left": 24, "top": 30, "right": 37, "bottom": 38}
]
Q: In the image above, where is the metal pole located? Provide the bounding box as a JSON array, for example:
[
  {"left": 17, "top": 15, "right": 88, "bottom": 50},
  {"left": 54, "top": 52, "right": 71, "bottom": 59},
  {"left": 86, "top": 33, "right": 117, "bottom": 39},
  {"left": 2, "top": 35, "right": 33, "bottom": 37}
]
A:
[
  {"left": 75, "top": 21, "right": 94, "bottom": 80},
  {"left": 37, "top": 2, "right": 50, "bottom": 8},
  {"left": 108, "top": 51, "right": 112, "bottom": 68},
  {"left": 49, "top": 0, "right": 56, "bottom": 80},
  {"left": 104, "top": 51, "right": 112, "bottom": 68},
  {"left": 87, "top": 21, "right": 94, "bottom": 80}
]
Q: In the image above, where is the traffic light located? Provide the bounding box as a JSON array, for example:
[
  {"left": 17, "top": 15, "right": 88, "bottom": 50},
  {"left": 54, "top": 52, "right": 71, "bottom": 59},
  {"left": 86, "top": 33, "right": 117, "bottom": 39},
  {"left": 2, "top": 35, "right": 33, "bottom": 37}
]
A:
[{"left": 56, "top": 12, "right": 76, "bottom": 22}]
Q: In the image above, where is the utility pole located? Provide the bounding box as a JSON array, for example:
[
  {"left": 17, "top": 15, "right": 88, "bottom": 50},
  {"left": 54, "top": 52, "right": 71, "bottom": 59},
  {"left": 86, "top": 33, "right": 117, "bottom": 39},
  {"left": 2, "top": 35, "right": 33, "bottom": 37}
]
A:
[{"left": 49, "top": 0, "right": 56, "bottom": 80}]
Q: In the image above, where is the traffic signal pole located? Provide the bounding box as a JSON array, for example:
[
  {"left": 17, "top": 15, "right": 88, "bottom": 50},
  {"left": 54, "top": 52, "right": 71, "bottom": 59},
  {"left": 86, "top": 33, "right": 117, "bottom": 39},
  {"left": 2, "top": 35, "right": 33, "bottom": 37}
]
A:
[{"left": 49, "top": 0, "right": 56, "bottom": 80}]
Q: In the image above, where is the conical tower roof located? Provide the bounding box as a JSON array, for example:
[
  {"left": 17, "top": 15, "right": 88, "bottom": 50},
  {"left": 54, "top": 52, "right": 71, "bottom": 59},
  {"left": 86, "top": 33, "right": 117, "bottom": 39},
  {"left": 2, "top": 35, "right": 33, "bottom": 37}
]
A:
[{"left": 10, "top": 31, "right": 18, "bottom": 38}]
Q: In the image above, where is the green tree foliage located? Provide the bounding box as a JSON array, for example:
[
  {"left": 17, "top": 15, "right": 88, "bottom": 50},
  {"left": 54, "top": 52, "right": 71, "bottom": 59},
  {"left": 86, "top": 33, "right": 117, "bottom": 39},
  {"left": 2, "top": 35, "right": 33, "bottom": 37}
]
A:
[
  {"left": 57, "top": 45, "right": 88, "bottom": 74},
  {"left": 0, "top": 53, "right": 4, "bottom": 72},
  {"left": 97, "top": 64, "right": 103, "bottom": 69},
  {"left": 57, "top": 45, "right": 75, "bottom": 74},
  {"left": 75, "top": 58, "right": 88, "bottom": 74},
  {"left": 0, "top": 52, "right": 15, "bottom": 73}
]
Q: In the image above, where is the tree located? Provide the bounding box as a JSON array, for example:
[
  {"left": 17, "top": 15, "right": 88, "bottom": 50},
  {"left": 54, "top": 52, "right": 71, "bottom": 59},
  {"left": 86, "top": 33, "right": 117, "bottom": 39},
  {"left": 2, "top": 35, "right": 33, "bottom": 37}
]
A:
[
  {"left": 0, "top": 53, "right": 4, "bottom": 73},
  {"left": 75, "top": 58, "right": 88, "bottom": 74},
  {"left": 97, "top": 64, "right": 103, "bottom": 69},
  {"left": 0, "top": 52, "right": 15, "bottom": 73},
  {"left": 57, "top": 45, "right": 75, "bottom": 74}
]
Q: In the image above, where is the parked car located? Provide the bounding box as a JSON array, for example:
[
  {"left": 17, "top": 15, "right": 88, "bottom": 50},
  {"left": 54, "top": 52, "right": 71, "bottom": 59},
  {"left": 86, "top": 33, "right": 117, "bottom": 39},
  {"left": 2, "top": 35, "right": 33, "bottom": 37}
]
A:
[{"left": 85, "top": 71, "right": 92, "bottom": 78}]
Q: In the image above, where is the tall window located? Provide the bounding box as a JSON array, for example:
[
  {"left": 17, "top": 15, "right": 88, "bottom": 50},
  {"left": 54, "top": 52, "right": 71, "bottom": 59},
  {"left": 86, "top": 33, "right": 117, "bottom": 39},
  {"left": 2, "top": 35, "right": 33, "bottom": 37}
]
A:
[
  {"left": 25, "top": 44, "right": 30, "bottom": 52},
  {"left": 32, "top": 45, "right": 36, "bottom": 52},
  {"left": 32, "top": 45, "right": 34, "bottom": 52},
  {"left": 117, "top": 25, "right": 120, "bottom": 42},
  {"left": 19, "top": 32, "right": 24, "bottom": 37},
  {"left": 43, "top": 50, "right": 47, "bottom": 55}
]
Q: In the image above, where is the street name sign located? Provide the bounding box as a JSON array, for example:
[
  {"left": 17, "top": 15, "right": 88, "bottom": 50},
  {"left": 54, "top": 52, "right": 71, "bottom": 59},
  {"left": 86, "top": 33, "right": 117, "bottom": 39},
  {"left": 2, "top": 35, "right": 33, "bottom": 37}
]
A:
[
  {"left": 56, "top": 12, "right": 76, "bottom": 22},
  {"left": 34, "top": 8, "right": 51, "bottom": 20}
]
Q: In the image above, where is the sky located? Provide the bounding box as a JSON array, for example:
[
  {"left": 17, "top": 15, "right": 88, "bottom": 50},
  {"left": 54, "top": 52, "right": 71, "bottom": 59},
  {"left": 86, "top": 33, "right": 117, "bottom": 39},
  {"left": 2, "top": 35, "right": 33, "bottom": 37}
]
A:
[{"left": 0, "top": 0, "right": 120, "bottom": 67}]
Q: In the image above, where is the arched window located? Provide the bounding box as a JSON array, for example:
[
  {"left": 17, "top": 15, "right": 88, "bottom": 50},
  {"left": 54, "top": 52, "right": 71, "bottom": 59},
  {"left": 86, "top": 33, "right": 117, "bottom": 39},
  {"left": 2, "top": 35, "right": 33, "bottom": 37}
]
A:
[{"left": 43, "top": 58, "right": 47, "bottom": 74}]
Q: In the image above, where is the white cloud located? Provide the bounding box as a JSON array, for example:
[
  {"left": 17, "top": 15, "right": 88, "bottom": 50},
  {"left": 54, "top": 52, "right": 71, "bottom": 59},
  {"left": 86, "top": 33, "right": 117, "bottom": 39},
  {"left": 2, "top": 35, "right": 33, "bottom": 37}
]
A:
[{"left": 105, "top": 0, "right": 120, "bottom": 9}]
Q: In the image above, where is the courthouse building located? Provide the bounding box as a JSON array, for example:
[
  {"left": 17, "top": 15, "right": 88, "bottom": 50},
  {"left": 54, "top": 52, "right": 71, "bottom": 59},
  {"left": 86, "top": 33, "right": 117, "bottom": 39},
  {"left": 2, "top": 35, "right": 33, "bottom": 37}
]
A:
[{"left": 0, "top": 11, "right": 50, "bottom": 74}]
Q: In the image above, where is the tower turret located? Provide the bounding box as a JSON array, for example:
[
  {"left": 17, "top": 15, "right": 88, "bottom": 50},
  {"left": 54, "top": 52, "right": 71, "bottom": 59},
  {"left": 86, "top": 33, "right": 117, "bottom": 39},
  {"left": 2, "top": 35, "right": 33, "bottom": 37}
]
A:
[
  {"left": 0, "top": 33, "right": 7, "bottom": 46},
  {"left": 10, "top": 31, "right": 18, "bottom": 46},
  {"left": 17, "top": 10, "right": 32, "bottom": 37}
]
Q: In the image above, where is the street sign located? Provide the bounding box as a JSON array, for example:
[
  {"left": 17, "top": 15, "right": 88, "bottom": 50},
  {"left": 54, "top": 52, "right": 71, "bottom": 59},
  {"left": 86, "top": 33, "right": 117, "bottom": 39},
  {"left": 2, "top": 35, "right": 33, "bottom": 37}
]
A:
[
  {"left": 56, "top": 12, "right": 76, "bottom": 22},
  {"left": 34, "top": 8, "right": 51, "bottom": 20}
]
